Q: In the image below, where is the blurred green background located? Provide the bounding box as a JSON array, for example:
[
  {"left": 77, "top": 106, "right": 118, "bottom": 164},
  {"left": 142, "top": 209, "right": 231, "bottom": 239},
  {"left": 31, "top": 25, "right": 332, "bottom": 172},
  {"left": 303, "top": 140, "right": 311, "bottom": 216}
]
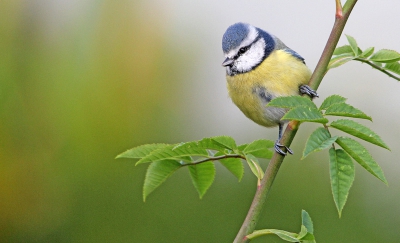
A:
[{"left": 1, "top": 1, "right": 400, "bottom": 242}]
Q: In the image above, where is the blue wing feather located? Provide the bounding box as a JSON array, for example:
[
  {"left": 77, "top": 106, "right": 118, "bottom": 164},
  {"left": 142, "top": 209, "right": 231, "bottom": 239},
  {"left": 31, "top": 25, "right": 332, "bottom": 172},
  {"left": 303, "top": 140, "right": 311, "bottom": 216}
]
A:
[{"left": 284, "top": 49, "right": 306, "bottom": 64}]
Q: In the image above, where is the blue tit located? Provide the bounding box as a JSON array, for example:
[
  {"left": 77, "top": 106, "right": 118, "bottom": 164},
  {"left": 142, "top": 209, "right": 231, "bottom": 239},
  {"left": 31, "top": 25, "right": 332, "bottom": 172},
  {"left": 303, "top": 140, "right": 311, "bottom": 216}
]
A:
[{"left": 221, "top": 22, "right": 318, "bottom": 155}]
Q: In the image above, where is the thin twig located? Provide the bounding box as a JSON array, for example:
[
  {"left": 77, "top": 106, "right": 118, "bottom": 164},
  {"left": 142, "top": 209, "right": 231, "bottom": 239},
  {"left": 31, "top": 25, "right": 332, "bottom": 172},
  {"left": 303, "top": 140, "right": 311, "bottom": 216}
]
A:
[
  {"left": 180, "top": 154, "right": 246, "bottom": 167},
  {"left": 354, "top": 58, "right": 400, "bottom": 81}
]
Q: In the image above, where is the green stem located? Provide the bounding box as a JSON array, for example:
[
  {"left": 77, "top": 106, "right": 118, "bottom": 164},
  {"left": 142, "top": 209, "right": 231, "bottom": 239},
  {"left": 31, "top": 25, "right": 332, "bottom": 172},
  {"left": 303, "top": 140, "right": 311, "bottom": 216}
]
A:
[
  {"left": 233, "top": 1, "right": 358, "bottom": 242},
  {"left": 180, "top": 154, "right": 245, "bottom": 166},
  {"left": 354, "top": 58, "right": 400, "bottom": 81}
]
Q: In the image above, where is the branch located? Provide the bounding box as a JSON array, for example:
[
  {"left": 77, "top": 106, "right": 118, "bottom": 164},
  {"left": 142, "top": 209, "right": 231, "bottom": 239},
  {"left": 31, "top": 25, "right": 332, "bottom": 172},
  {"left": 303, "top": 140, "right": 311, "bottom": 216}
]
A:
[
  {"left": 233, "top": 1, "right": 358, "bottom": 242},
  {"left": 354, "top": 58, "right": 400, "bottom": 81}
]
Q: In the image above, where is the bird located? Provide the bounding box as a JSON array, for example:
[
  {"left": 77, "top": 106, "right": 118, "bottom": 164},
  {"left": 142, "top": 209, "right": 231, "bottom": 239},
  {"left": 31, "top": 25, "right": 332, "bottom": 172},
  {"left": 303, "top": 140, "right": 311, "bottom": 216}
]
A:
[{"left": 221, "top": 22, "right": 318, "bottom": 156}]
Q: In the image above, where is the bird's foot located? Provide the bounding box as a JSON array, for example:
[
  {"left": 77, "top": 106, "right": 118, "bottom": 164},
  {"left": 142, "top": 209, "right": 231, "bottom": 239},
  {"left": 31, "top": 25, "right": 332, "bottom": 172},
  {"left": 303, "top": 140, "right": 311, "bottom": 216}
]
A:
[
  {"left": 274, "top": 140, "right": 293, "bottom": 156},
  {"left": 299, "top": 85, "right": 319, "bottom": 98}
]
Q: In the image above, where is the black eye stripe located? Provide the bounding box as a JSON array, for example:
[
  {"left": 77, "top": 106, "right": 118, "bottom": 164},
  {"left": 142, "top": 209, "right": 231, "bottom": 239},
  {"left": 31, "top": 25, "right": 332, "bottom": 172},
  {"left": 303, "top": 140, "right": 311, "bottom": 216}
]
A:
[{"left": 234, "top": 46, "right": 250, "bottom": 59}]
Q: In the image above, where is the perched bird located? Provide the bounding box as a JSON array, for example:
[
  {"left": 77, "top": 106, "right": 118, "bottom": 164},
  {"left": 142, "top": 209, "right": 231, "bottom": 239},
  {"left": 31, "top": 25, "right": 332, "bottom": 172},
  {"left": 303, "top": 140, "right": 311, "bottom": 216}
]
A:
[{"left": 222, "top": 22, "right": 318, "bottom": 155}]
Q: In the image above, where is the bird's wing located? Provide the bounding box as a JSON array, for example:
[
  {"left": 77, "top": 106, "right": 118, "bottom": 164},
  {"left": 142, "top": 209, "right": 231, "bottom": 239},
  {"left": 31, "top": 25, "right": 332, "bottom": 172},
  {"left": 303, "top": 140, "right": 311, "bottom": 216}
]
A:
[{"left": 272, "top": 35, "right": 306, "bottom": 63}]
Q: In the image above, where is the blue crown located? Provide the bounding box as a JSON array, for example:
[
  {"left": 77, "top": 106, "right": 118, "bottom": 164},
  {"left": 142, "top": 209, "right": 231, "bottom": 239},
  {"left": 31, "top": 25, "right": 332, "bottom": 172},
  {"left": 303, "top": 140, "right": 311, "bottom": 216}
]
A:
[{"left": 222, "top": 23, "right": 249, "bottom": 53}]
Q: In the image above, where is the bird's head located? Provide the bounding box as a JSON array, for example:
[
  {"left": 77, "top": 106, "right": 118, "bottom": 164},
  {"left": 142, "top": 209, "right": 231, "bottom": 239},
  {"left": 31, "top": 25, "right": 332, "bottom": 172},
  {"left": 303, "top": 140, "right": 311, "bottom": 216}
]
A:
[{"left": 222, "top": 22, "right": 275, "bottom": 76}]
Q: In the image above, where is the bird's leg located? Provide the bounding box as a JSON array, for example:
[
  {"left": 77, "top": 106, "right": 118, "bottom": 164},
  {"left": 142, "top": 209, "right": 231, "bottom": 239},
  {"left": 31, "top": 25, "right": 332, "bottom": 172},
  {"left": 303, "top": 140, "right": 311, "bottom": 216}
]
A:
[
  {"left": 299, "top": 85, "right": 319, "bottom": 99},
  {"left": 274, "top": 123, "right": 293, "bottom": 156}
]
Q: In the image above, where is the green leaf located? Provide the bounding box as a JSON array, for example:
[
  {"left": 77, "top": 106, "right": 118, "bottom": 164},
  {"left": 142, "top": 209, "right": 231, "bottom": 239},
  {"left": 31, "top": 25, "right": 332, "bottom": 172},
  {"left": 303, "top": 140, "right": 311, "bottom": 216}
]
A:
[
  {"left": 188, "top": 162, "right": 216, "bottom": 198},
  {"left": 143, "top": 160, "right": 182, "bottom": 201},
  {"left": 372, "top": 61, "right": 383, "bottom": 67},
  {"left": 302, "top": 210, "right": 314, "bottom": 234},
  {"left": 266, "top": 95, "right": 318, "bottom": 109},
  {"left": 328, "top": 53, "right": 355, "bottom": 69},
  {"left": 176, "top": 137, "right": 227, "bottom": 152},
  {"left": 298, "top": 225, "right": 308, "bottom": 240},
  {"left": 360, "top": 47, "right": 374, "bottom": 58},
  {"left": 194, "top": 137, "right": 228, "bottom": 151},
  {"left": 211, "top": 136, "right": 237, "bottom": 150},
  {"left": 136, "top": 144, "right": 207, "bottom": 165},
  {"left": 346, "top": 34, "right": 359, "bottom": 55},
  {"left": 319, "top": 95, "right": 347, "bottom": 110},
  {"left": 298, "top": 227, "right": 315, "bottom": 241},
  {"left": 330, "top": 119, "right": 390, "bottom": 150},
  {"left": 333, "top": 45, "right": 354, "bottom": 55},
  {"left": 329, "top": 148, "right": 355, "bottom": 217},
  {"left": 282, "top": 106, "right": 328, "bottom": 124},
  {"left": 170, "top": 136, "right": 239, "bottom": 155},
  {"left": 237, "top": 143, "right": 248, "bottom": 152},
  {"left": 300, "top": 234, "right": 315, "bottom": 242},
  {"left": 219, "top": 158, "right": 244, "bottom": 181},
  {"left": 384, "top": 62, "right": 400, "bottom": 75},
  {"left": 302, "top": 127, "right": 338, "bottom": 159},
  {"left": 370, "top": 49, "right": 400, "bottom": 63},
  {"left": 116, "top": 144, "right": 168, "bottom": 159},
  {"left": 243, "top": 139, "right": 274, "bottom": 159},
  {"left": 336, "top": 137, "right": 387, "bottom": 184},
  {"left": 246, "top": 229, "right": 299, "bottom": 242},
  {"left": 325, "top": 103, "right": 372, "bottom": 120},
  {"left": 245, "top": 154, "right": 264, "bottom": 182}
]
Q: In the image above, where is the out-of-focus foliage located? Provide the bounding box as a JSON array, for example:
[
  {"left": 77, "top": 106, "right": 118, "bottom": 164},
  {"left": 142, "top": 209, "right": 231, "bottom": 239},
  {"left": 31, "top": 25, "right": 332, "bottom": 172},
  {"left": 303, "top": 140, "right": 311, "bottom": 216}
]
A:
[{"left": 0, "top": 1, "right": 186, "bottom": 242}]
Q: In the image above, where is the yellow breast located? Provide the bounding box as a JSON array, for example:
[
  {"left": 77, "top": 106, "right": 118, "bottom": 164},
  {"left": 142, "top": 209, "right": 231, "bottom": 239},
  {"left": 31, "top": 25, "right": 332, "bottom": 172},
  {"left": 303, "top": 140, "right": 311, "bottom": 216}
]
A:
[{"left": 226, "top": 50, "right": 312, "bottom": 127}]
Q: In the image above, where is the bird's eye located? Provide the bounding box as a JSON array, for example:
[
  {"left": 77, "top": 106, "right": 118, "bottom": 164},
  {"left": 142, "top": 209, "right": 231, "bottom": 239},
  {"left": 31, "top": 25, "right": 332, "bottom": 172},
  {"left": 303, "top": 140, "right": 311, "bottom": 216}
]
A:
[{"left": 239, "top": 47, "right": 248, "bottom": 55}]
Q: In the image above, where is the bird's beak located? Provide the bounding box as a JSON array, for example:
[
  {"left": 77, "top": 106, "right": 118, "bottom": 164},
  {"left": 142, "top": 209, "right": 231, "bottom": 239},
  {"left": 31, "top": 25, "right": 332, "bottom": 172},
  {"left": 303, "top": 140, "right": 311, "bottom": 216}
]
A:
[{"left": 222, "top": 57, "right": 234, "bottom": 67}]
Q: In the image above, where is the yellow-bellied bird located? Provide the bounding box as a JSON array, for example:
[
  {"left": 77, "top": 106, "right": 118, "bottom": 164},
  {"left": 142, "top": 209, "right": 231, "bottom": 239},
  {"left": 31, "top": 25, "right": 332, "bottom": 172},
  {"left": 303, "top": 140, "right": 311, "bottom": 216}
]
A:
[{"left": 222, "top": 22, "right": 318, "bottom": 155}]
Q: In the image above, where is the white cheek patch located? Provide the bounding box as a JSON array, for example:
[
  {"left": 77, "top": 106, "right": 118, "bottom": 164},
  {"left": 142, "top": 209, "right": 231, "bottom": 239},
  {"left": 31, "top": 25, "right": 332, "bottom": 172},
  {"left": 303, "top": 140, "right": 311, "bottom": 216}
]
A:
[{"left": 235, "top": 38, "right": 266, "bottom": 73}]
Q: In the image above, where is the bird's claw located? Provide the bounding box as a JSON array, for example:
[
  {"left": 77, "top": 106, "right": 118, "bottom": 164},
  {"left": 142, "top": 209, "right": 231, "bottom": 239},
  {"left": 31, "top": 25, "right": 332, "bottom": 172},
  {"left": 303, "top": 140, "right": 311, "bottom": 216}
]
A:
[
  {"left": 299, "top": 85, "right": 319, "bottom": 98},
  {"left": 274, "top": 140, "right": 293, "bottom": 156}
]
